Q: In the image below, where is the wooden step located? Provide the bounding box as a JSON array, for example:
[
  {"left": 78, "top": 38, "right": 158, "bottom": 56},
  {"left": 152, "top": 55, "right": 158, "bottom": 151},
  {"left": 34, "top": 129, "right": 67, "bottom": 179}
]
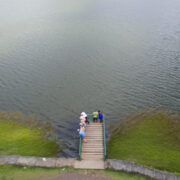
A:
[
  {"left": 87, "top": 126, "right": 102, "bottom": 128},
  {"left": 82, "top": 149, "right": 104, "bottom": 153},
  {"left": 86, "top": 134, "right": 103, "bottom": 136},
  {"left": 86, "top": 130, "right": 102, "bottom": 131},
  {"left": 82, "top": 152, "right": 104, "bottom": 155},
  {"left": 86, "top": 135, "right": 103, "bottom": 137},
  {"left": 82, "top": 147, "right": 104, "bottom": 150},
  {"left": 85, "top": 129, "right": 102, "bottom": 131},
  {"left": 82, "top": 154, "right": 104, "bottom": 160},
  {"left": 82, "top": 146, "right": 103, "bottom": 149},
  {"left": 82, "top": 154, "right": 104, "bottom": 157},
  {"left": 86, "top": 136, "right": 103, "bottom": 138},
  {"left": 86, "top": 126, "right": 102, "bottom": 127},
  {"left": 81, "top": 157, "right": 104, "bottom": 160},
  {"left": 86, "top": 131, "right": 102, "bottom": 132},
  {"left": 84, "top": 140, "right": 103, "bottom": 142},
  {"left": 82, "top": 140, "right": 103, "bottom": 143},
  {"left": 86, "top": 126, "right": 102, "bottom": 128},
  {"left": 86, "top": 134, "right": 102, "bottom": 135},
  {"left": 86, "top": 134, "right": 102, "bottom": 136},
  {"left": 88, "top": 123, "right": 102, "bottom": 124},
  {"left": 86, "top": 131, "right": 103, "bottom": 133},
  {"left": 85, "top": 138, "right": 103, "bottom": 140},
  {"left": 82, "top": 144, "right": 104, "bottom": 148}
]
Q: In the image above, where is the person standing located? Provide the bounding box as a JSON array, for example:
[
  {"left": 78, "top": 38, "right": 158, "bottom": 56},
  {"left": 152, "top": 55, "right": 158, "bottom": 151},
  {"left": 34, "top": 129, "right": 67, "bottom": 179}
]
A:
[
  {"left": 98, "top": 110, "right": 103, "bottom": 123},
  {"left": 79, "top": 124, "right": 87, "bottom": 142},
  {"left": 81, "top": 112, "right": 90, "bottom": 124},
  {"left": 93, "top": 111, "right": 98, "bottom": 122},
  {"left": 80, "top": 114, "right": 86, "bottom": 127}
]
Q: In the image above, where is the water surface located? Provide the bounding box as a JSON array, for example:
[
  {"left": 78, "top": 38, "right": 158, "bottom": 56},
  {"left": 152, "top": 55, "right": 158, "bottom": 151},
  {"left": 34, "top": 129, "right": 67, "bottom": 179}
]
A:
[{"left": 0, "top": 0, "right": 180, "bottom": 156}]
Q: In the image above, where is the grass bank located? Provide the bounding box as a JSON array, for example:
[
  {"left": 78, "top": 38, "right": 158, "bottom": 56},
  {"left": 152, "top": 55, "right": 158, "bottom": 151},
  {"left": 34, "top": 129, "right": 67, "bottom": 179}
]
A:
[
  {"left": 0, "top": 111, "right": 59, "bottom": 157},
  {"left": 108, "top": 109, "right": 180, "bottom": 173},
  {"left": 0, "top": 165, "right": 150, "bottom": 180}
]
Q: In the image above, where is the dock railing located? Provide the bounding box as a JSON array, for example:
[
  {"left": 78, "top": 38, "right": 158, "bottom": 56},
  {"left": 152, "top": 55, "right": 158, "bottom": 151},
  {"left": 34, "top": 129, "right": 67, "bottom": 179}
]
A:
[
  {"left": 78, "top": 136, "right": 82, "bottom": 160},
  {"left": 78, "top": 113, "right": 106, "bottom": 160},
  {"left": 102, "top": 115, "right": 107, "bottom": 160}
]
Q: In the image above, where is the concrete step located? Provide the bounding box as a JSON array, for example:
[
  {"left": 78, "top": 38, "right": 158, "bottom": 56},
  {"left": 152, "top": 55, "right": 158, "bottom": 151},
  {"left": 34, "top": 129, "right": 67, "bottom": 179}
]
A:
[{"left": 74, "top": 160, "right": 104, "bottom": 169}]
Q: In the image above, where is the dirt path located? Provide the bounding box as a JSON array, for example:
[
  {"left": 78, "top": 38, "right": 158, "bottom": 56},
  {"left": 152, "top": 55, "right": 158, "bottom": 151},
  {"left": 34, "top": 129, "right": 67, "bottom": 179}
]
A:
[{"left": 41, "top": 171, "right": 112, "bottom": 180}]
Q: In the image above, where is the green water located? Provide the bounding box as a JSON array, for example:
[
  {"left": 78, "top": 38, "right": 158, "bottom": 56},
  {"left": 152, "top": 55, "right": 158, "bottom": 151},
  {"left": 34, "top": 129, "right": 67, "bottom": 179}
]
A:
[{"left": 0, "top": 0, "right": 180, "bottom": 156}]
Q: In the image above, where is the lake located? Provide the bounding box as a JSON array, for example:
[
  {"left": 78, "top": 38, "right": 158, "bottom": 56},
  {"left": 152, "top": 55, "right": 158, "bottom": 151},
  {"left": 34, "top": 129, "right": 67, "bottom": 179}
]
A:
[{"left": 0, "top": 0, "right": 180, "bottom": 156}]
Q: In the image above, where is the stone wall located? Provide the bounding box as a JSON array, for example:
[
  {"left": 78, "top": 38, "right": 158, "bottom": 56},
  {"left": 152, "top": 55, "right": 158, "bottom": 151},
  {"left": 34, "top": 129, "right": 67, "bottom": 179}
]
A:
[
  {"left": 105, "top": 159, "right": 180, "bottom": 180},
  {"left": 0, "top": 155, "right": 179, "bottom": 180},
  {"left": 0, "top": 155, "right": 75, "bottom": 167}
]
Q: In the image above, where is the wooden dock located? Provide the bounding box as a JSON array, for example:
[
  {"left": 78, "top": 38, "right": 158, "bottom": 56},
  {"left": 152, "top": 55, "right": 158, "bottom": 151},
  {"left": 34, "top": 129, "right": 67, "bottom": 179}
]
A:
[
  {"left": 82, "top": 122, "right": 104, "bottom": 160},
  {"left": 75, "top": 121, "right": 106, "bottom": 169}
]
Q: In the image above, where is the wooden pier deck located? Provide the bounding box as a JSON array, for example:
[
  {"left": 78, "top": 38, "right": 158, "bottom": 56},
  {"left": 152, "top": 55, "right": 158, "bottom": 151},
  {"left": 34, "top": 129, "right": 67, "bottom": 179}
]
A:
[
  {"left": 82, "top": 122, "right": 104, "bottom": 160},
  {"left": 75, "top": 121, "right": 106, "bottom": 169}
]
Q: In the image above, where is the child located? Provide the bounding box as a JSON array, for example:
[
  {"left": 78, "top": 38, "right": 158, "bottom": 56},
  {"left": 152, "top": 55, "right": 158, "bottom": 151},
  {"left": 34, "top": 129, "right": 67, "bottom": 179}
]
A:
[
  {"left": 93, "top": 111, "right": 98, "bottom": 122},
  {"left": 81, "top": 112, "right": 90, "bottom": 124},
  {"left": 79, "top": 125, "right": 87, "bottom": 142},
  {"left": 98, "top": 110, "right": 103, "bottom": 123}
]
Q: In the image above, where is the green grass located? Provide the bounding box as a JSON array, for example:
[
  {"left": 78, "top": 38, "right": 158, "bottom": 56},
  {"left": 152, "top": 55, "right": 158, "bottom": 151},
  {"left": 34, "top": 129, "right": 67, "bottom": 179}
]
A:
[
  {"left": 0, "top": 165, "right": 150, "bottom": 180},
  {"left": 0, "top": 111, "right": 59, "bottom": 157},
  {"left": 104, "top": 169, "right": 150, "bottom": 180},
  {"left": 0, "top": 165, "right": 61, "bottom": 180},
  {"left": 108, "top": 109, "right": 180, "bottom": 173}
]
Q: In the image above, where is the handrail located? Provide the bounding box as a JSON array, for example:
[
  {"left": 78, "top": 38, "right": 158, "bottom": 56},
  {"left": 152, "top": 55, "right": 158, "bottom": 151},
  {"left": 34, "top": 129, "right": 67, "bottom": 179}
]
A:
[
  {"left": 78, "top": 136, "right": 82, "bottom": 160},
  {"left": 103, "top": 115, "right": 107, "bottom": 160}
]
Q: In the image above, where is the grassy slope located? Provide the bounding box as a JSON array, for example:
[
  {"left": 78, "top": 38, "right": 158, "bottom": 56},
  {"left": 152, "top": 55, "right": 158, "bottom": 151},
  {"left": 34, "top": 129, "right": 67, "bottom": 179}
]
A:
[
  {"left": 0, "top": 165, "right": 150, "bottom": 180},
  {"left": 0, "top": 112, "right": 59, "bottom": 157},
  {"left": 108, "top": 109, "right": 180, "bottom": 173}
]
